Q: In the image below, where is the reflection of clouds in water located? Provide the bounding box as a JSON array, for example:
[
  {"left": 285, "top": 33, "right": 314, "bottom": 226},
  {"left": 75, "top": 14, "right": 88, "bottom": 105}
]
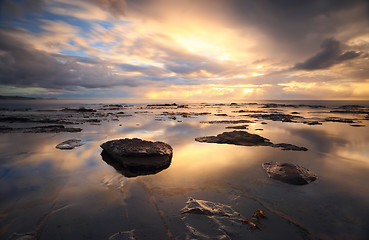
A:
[
  {"left": 289, "top": 128, "right": 348, "bottom": 153},
  {"left": 289, "top": 123, "right": 369, "bottom": 164}
]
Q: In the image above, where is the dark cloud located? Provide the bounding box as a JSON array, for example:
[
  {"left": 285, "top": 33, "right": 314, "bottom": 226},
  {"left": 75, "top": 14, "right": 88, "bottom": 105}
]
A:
[
  {"left": 0, "top": 0, "right": 45, "bottom": 20},
  {"left": 223, "top": 0, "right": 369, "bottom": 56},
  {"left": 294, "top": 38, "right": 361, "bottom": 70},
  {"left": 0, "top": 30, "right": 142, "bottom": 90}
]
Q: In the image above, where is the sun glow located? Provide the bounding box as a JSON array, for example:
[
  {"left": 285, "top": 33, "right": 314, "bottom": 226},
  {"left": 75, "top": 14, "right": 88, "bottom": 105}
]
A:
[
  {"left": 243, "top": 88, "right": 254, "bottom": 94},
  {"left": 174, "top": 35, "right": 231, "bottom": 61}
]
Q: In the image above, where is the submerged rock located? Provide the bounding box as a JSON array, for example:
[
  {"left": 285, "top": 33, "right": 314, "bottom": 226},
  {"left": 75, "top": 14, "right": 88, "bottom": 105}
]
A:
[
  {"left": 100, "top": 138, "right": 172, "bottom": 176},
  {"left": 56, "top": 139, "right": 84, "bottom": 150},
  {"left": 180, "top": 198, "right": 242, "bottom": 218},
  {"left": 262, "top": 162, "right": 317, "bottom": 185},
  {"left": 180, "top": 198, "right": 267, "bottom": 238}
]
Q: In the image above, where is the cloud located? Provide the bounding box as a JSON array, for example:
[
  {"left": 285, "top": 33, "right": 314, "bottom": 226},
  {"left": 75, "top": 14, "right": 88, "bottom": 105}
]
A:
[
  {"left": 0, "top": 30, "right": 143, "bottom": 90},
  {"left": 90, "top": 0, "right": 126, "bottom": 17},
  {"left": 125, "top": 0, "right": 369, "bottom": 59},
  {"left": 1, "top": 0, "right": 368, "bottom": 100},
  {"left": 294, "top": 38, "right": 361, "bottom": 70},
  {"left": 0, "top": 0, "right": 45, "bottom": 18}
]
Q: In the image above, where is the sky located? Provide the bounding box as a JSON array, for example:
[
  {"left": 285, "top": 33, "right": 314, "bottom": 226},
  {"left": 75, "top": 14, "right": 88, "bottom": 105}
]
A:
[{"left": 0, "top": 0, "right": 368, "bottom": 101}]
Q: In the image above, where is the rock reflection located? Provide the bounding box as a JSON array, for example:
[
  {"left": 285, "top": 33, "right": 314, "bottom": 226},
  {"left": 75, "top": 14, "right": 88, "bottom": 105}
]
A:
[{"left": 100, "top": 150, "right": 171, "bottom": 178}]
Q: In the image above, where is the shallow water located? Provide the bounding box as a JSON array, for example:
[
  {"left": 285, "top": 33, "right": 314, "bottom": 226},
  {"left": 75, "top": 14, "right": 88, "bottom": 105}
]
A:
[{"left": 0, "top": 101, "right": 369, "bottom": 239}]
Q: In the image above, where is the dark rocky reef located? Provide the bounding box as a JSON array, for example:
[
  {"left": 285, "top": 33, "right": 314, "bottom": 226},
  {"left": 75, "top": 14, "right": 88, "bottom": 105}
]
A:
[
  {"left": 0, "top": 125, "right": 82, "bottom": 133},
  {"left": 0, "top": 117, "right": 75, "bottom": 124},
  {"left": 25, "top": 125, "right": 83, "bottom": 133},
  {"left": 100, "top": 138, "right": 172, "bottom": 177},
  {"left": 61, "top": 107, "right": 96, "bottom": 112},
  {"left": 262, "top": 162, "right": 317, "bottom": 185},
  {"left": 195, "top": 131, "right": 308, "bottom": 151},
  {"left": 201, "top": 120, "right": 254, "bottom": 124}
]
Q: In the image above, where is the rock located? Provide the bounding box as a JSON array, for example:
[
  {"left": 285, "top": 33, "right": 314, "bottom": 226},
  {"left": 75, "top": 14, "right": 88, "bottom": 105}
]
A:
[
  {"left": 195, "top": 131, "right": 272, "bottom": 146},
  {"left": 324, "top": 117, "right": 355, "bottom": 123},
  {"left": 0, "top": 126, "right": 14, "bottom": 133},
  {"left": 303, "top": 121, "right": 322, "bottom": 125},
  {"left": 214, "top": 113, "right": 228, "bottom": 116},
  {"left": 147, "top": 103, "right": 177, "bottom": 107},
  {"left": 23, "top": 125, "right": 82, "bottom": 133},
  {"left": 262, "top": 162, "right": 317, "bottom": 185},
  {"left": 61, "top": 107, "right": 96, "bottom": 112},
  {"left": 330, "top": 110, "right": 369, "bottom": 114},
  {"left": 350, "top": 124, "right": 365, "bottom": 127},
  {"left": 0, "top": 117, "right": 33, "bottom": 123},
  {"left": 101, "top": 150, "right": 170, "bottom": 177},
  {"left": 56, "top": 139, "right": 84, "bottom": 150},
  {"left": 272, "top": 143, "right": 308, "bottom": 151},
  {"left": 195, "top": 131, "right": 308, "bottom": 151},
  {"left": 180, "top": 198, "right": 241, "bottom": 217},
  {"left": 179, "top": 198, "right": 265, "bottom": 238},
  {"left": 337, "top": 105, "right": 365, "bottom": 109},
  {"left": 100, "top": 138, "right": 172, "bottom": 175},
  {"left": 0, "top": 117, "right": 75, "bottom": 125},
  {"left": 0, "top": 125, "right": 82, "bottom": 133},
  {"left": 225, "top": 125, "right": 248, "bottom": 129},
  {"left": 200, "top": 120, "right": 254, "bottom": 124},
  {"left": 161, "top": 111, "right": 211, "bottom": 118},
  {"left": 239, "top": 110, "right": 268, "bottom": 113},
  {"left": 246, "top": 113, "right": 302, "bottom": 122},
  {"left": 232, "top": 109, "right": 248, "bottom": 113}
]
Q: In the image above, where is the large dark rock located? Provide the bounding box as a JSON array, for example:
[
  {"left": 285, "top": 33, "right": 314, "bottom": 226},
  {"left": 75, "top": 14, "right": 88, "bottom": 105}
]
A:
[
  {"left": 262, "top": 162, "right": 317, "bottom": 185},
  {"left": 100, "top": 138, "right": 172, "bottom": 176}
]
